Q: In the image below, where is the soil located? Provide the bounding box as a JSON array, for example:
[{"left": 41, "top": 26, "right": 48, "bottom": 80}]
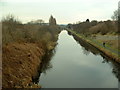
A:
[{"left": 2, "top": 43, "right": 46, "bottom": 88}]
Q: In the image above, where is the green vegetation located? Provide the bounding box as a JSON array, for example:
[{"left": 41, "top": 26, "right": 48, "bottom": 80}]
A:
[
  {"left": 67, "top": 20, "right": 119, "bottom": 51},
  {"left": 67, "top": 9, "right": 120, "bottom": 62},
  {"left": 69, "top": 30, "right": 120, "bottom": 63},
  {"left": 70, "top": 30, "right": 119, "bottom": 54}
]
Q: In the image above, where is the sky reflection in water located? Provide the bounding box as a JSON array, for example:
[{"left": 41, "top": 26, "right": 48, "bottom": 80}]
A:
[{"left": 39, "top": 30, "right": 119, "bottom": 88}]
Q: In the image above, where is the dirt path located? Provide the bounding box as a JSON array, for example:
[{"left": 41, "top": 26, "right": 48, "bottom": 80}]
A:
[
  {"left": 90, "top": 39, "right": 120, "bottom": 56},
  {"left": 94, "top": 35, "right": 119, "bottom": 40},
  {"left": 68, "top": 30, "right": 120, "bottom": 63},
  {"left": 91, "top": 35, "right": 120, "bottom": 56}
]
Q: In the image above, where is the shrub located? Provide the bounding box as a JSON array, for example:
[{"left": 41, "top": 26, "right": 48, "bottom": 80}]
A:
[{"left": 2, "top": 15, "right": 60, "bottom": 45}]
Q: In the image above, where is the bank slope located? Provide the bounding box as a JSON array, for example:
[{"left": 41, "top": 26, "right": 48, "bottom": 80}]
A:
[{"left": 68, "top": 30, "right": 120, "bottom": 63}]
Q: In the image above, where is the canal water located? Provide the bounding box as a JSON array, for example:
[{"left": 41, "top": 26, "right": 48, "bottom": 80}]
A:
[{"left": 38, "top": 30, "right": 120, "bottom": 88}]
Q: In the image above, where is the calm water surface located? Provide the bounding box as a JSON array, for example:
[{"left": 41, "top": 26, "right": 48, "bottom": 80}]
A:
[{"left": 38, "top": 30, "right": 120, "bottom": 88}]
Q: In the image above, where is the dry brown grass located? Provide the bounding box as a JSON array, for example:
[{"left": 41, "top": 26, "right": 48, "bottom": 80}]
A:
[
  {"left": 2, "top": 15, "right": 60, "bottom": 47},
  {"left": 71, "top": 20, "right": 118, "bottom": 35},
  {"left": 88, "top": 21, "right": 117, "bottom": 35},
  {"left": 2, "top": 15, "right": 60, "bottom": 88},
  {"left": 2, "top": 43, "right": 45, "bottom": 88}
]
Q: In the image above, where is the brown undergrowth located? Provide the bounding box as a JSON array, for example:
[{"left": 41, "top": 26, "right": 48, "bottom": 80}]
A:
[
  {"left": 2, "top": 43, "right": 45, "bottom": 88},
  {"left": 2, "top": 15, "right": 60, "bottom": 88}
]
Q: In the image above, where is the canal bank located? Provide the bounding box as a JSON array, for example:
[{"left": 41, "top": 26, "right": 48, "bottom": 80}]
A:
[
  {"left": 2, "top": 40, "right": 58, "bottom": 88},
  {"left": 68, "top": 30, "right": 120, "bottom": 63},
  {"left": 39, "top": 30, "right": 119, "bottom": 88}
]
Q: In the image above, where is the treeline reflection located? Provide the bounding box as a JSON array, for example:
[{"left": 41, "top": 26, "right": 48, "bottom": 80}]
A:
[
  {"left": 68, "top": 31, "right": 120, "bottom": 82},
  {"left": 40, "top": 48, "right": 57, "bottom": 74}
]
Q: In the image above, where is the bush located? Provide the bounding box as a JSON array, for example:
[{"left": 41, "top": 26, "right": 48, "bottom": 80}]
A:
[
  {"left": 71, "top": 20, "right": 117, "bottom": 35},
  {"left": 2, "top": 15, "right": 60, "bottom": 45}
]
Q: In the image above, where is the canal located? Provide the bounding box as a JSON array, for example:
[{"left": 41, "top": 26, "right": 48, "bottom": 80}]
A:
[{"left": 38, "top": 30, "right": 120, "bottom": 88}]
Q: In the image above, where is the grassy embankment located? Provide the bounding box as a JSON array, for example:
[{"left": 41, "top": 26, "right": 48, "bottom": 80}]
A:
[
  {"left": 68, "top": 30, "right": 120, "bottom": 63},
  {"left": 2, "top": 15, "right": 60, "bottom": 88}
]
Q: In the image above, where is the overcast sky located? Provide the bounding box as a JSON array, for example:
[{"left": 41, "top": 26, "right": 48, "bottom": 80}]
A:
[{"left": 0, "top": 0, "right": 119, "bottom": 24}]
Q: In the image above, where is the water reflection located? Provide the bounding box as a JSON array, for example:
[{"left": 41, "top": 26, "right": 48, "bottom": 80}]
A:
[
  {"left": 69, "top": 31, "right": 120, "bottom": 83},
  {"left": 34, "top": 49, "right": 56, "bottom": 84},
  {"left": 68, "top": 31, "right": 100, "bottom": 56},
  {"left": 111, "top": 62, "right": 120, "bottom": 82},
  {"left": 39, "top": 30, "right": 119, "bottom": 88},
  {"left": 40, "top": 48, "right": 57, "bottom": 74},
  {"left": 81, "top": 47, "right": 90, "bottom": 55}
]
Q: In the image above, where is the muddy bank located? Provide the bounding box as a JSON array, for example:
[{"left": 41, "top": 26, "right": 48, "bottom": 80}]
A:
[
  {"left": 68, "top": 30, "right": 120, "bottom": 63},
  {"left": 2, "top": 42, "right": 57, "bottom": 88}
]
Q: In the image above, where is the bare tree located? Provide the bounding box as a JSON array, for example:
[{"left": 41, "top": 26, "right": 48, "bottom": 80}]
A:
[{"left": 111, "top": 10, "right": 118, "bottom": 21}]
